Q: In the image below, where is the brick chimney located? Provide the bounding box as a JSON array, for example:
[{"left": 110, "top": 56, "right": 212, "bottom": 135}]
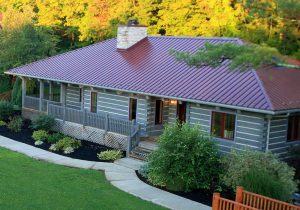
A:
[{"left": 117, "top": 20, "right": 147, "bottom": 50}]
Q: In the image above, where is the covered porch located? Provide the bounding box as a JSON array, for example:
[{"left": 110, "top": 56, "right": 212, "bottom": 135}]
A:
[{"left": 21, "top": 77, "right": 140, "bottom": 155}]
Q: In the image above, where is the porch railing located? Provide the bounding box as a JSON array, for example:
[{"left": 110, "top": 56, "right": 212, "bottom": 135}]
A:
[
  {"left": 24, "top": 95, "right": 141, "bottom": 151},
  {"left": 48, "top": 104, "right": 138, "bottom": 136},
  {"left": 24, "top": 96, "right": 62, "bottom": 112},
  {"left": 24, "top": 96, "right": 40, "bottom": 110}
]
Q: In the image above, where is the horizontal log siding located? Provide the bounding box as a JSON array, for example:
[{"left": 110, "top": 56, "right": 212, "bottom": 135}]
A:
[
  {"left": 66, "top": 86, "right": 81, "bottom": 109},
  {"left": 267, "top": 117, "right": 299, "bottom": 159},
  {"left": 137, "top": 98, "right": 148, "bottom": 132},
  {"left": 83, "top": 89, "right": 148, "bottom": 128},
  {"left": 188, "top": 103, "right": 267, "bottom": 154}
]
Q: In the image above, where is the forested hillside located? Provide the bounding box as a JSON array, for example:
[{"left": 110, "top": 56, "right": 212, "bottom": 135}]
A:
[{"left": 0, "top": 0, "right": 299, "bottom": 57}]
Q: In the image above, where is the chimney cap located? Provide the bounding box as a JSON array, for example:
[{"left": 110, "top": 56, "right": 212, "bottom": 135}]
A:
[{"left": 128, "top": 19, "right": 139, "bottom": 26}]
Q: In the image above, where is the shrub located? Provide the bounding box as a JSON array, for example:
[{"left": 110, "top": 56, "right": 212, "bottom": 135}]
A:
[
  {"left": 0, "top": 101, "right": 14, "bottom": 121},
  {"left": 47, "top": 133, "right": 65, "bottom": 144},
  {"left": 138, "top": 163, "right": 149, "bottom": 179},
  {"left": 241, "top": 167, "right": 290, "bottom": 201},
  {"left": 222, "top": 150, "right": 298, "bottom": 201},
  {"left": 147, "top": 122, "right": 221, "bottom": 192},
  {"left": 53, "top": 137, "right": 81, "bottom": 152},
  {"left": 97, "top": 150, "right": 123, "bottom": 161},
  {"left": 0, "top": 74, "right": 11, "bottom": 94},
  {"left": 32, "top": 130, "right": 49, "bottom": 142},
  {"left": 0, "top": 120, "right": 6, "bottom": 126},
  {"left": 63, "top": 147, "right": 74, "bottom": 154},
  {"left": 288, "top": 145, "right": 300, "bottom": 181},
  {"left": 7, "top": 116, "right": 23, "bottom": 132},
  {"left": 31, "top": 114, "right": 55, "bottom": 131},
  {"left": 11, "top": 77, "right": 22, "bottom": 107}
]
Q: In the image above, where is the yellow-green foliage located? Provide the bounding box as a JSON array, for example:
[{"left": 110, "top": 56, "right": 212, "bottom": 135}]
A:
[
  {"left": 0, "top": 120, "right": 6, "bottom": 126},
  {"left": 32, "top": 130, "right": 49, "bottom": 142},
  {"left": 97, "top": 150, "right": 123, "bottom": 161},
  {"left": 54, "top": 137, "right": 81, "bottom": 151},
  {"left": 0, "top": 0, "right": 299, "bottom": 58}
]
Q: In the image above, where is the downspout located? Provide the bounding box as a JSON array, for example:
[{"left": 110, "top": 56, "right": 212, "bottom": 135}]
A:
[{"left": 266, "top": 116, "right": 271, "bottom": 152}]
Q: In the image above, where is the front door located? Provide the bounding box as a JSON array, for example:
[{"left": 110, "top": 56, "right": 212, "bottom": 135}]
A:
[{"left": 177, "top": 102, "right": 186, "bottom": 123}]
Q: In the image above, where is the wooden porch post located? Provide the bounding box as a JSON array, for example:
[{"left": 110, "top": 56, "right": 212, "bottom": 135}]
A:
[
  {"left": 212, "top": 192, "right": 220, "bottom": 210},
  {"left": 49, "top": 82, "right": 53, "bottom": 101},
  {"left": 127, "top": 136, "right": 132, "bottom": 157},
  {"left": 60, "top": 83, "right": 66, "bottom": 105},
  {"left": 39, "top": 80, "right": 44, "bottom": 112},
  {"left": 79, "top": 86, "right": 84, "bottom": 111},
  {"left": 21, "top": 77, "right": 27, "bottom": 108},
  {"left": 235, "top": 186, "right": 244, "bottom": 203}
]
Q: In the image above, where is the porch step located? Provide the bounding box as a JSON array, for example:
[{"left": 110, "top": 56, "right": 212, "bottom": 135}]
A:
[
  {"left": 129, "top": 146, "right": 153, "bottom": 161},
  {"left": 129, "top": 139, "right": 158, "bottom": 161},
  {"left": 140, "top": 136, "right": 159, "bottom": 142},
  {"left": 138, "top": 140, "right": 158, "bottom": 151}
]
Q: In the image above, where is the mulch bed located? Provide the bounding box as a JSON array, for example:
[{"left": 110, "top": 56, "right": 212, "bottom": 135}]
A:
[
  {"left": 135, "top": 171, "right": 235, "bottom": 207},
  {"left": 0, "top": 120, "right": 126, "bottom": 162}
]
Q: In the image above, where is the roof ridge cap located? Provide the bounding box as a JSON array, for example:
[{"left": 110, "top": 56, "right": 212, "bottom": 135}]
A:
[
  {"left": 251, "top": 70, "right": 274, "bottom": 111},
  {"left": 148, "top": 35, "right": 242, "bottom": 41}
]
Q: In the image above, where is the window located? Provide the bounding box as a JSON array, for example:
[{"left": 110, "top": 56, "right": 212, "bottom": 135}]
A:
[
  {"left": 129, "top": 98, "right": 137, "bottom": 121},
  {"left": 43, "top": 82, "right": 50, "bottom": 100},
  {"left": 287, "top": 116, "right": 300, "bottom": 142},
  {"left": 91, "top": 92, "right": 97, "bottom": 113},
  {"left": 211, "top": 112, "right": 236, "bottom": 140},
  {"left": 155, "top": 100, "right": 163, "bottom": 125},
  {"left": 52, "top": 83, "right": 61, "bottom": 102},
  {"left": 26, "top": 79, "right": 40, "bottom": 97}
]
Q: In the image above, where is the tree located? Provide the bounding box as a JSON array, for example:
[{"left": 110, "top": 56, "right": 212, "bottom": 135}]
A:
[
  {"left": 0, "top": 23, "right": 59, "bottom": 106},
  {"left": 170, "top": 42, "right": 285, "bottom": 71},
  {"left": 0, "top": 24, "right": 59, "bottom": 72}
]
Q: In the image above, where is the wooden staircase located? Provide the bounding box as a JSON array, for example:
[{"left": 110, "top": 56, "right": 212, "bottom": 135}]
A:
[{"left": 129, "top": 137, "right": 158, "bottom": 161}]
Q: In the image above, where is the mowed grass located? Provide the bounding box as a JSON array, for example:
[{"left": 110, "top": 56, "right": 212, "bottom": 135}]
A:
[{"left": 0, "top": 147, "right": 165, "bottom": 210}]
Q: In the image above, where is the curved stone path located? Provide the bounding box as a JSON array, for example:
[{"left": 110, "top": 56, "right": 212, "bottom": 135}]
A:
[{"left": 0, "top": 135, "right": 211, "bottom": 210}]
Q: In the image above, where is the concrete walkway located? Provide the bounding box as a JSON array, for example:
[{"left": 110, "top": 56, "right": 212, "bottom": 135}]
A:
[{"left": 0, "top": 135, "right": 211, "bottom": 210}]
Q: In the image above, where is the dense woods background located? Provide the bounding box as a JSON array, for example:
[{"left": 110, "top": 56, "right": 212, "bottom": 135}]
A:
[
  {"left": 1, "top": 0, "right": 299, "bottom": 57},
  {"left": 0, "top": 0, "right": 299, "bottom": 98}
]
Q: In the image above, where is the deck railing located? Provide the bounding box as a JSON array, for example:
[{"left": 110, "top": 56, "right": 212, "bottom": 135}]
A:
[
  {"left": 24, "top": 96, "right": 62, "bottom": 112},
  {"left": 213, "top": 187, "right": 300, "bottom": 210},
  {"left": 213, "top": 193, "right": 258, "bottom": 210},
  {"left": 24, "top": 96, "right": 141, "bottom": 152},
  {"left": 48, "top": 104, "right": 138, "bottom": 136},
  {"left": 24, "top": 96, "right": 40, "bottom": 110},
  {"left": 236, "top": 187, "right": 300, "bottom": 210}
]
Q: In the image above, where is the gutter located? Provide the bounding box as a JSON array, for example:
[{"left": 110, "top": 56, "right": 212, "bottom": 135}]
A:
[{"left": 4, "top": 71, "right": 295, "bottom": 115}]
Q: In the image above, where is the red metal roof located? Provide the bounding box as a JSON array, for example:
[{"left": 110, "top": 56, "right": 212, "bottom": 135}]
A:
[
  {"left": 257, "top": 65, "right": 300, "bottom": 111},
  {"left": 6, "top": 36, "right": 300, "bottom": 112}
]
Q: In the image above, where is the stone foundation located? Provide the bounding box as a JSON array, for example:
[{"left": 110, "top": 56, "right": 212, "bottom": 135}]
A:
[{"left": 22, "top": 108, "right": 42, "bottom": 120}]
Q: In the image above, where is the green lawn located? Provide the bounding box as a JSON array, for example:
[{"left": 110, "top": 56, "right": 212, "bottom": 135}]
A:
[{"left": 0, "top": 147, "right": 165, "bottom": 210}]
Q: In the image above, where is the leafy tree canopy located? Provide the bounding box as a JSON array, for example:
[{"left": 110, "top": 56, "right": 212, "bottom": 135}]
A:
[
  {"left": 170, "top": 42, "right": 286, "bottom": 71},
  {"left": 1, "top": 0, "right": 299, "bottom": 58},
  {"left": 0, "top": 24, "right": 59, "bottom": 72}
]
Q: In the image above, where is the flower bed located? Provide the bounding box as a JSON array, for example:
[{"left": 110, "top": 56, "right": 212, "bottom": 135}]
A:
[
  {"left": 135, "top": 170, "right": 230, "bottom": 206},
  {"left": 0, "top": 120, "right": 126, "bottom": 162}
]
